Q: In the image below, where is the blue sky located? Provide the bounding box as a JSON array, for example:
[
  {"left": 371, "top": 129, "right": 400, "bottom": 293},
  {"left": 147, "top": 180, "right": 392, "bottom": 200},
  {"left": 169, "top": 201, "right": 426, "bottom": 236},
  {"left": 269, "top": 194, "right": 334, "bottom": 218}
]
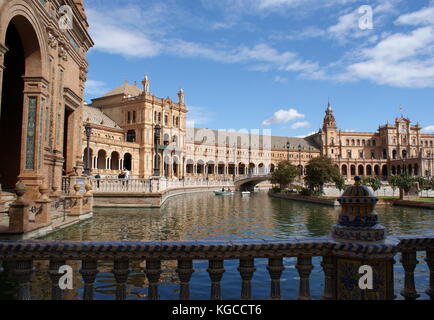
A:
[{"left": 84, "top": 0, "right": 434, "bottom": 137}]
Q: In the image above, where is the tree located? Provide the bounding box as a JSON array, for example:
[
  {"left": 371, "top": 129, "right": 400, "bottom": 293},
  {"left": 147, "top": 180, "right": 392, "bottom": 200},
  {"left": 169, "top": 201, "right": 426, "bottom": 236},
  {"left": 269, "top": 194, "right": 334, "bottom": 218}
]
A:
[
  {"left": 389, "top": 174, "right": 417, "bottom": 200},
  {"left": 334, "top": 175, "right": 346, "bottom": 192},
  {"left": 270, "top": 161, "right": 298, "bottom": 190},
  {"left": 362, "top": 177, "right": 382, "bottom": 194},
  {"left": 304, "top": 156, "right": 341, "bottom": 194},
  {"left": 415, "top": 176, "right": 431, "bottom": 197}
]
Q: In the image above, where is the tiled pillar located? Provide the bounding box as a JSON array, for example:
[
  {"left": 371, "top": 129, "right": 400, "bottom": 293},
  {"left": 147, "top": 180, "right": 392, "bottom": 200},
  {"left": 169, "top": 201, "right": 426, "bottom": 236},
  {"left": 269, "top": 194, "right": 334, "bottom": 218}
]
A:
[{"left": 19, "top": 77, "right": 50, "bottom": 202}]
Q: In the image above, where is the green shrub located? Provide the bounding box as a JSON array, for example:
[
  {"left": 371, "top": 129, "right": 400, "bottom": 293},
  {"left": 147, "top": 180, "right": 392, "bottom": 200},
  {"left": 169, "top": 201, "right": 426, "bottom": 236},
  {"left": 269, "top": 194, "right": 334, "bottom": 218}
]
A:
[
  {"left": 299, "top": 187, "right": 314, "bottom": 196},
  {"left": 272, "top": 186, "right": 282, "bottom": 193}
]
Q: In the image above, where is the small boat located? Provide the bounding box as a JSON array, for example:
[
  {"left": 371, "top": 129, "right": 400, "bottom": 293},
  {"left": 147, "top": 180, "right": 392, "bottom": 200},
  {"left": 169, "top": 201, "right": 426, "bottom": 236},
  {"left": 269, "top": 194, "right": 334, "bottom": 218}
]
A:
[
  {"left": 241, "top": 191, "right": 251, "bottom": 196},
  {"left": 214, "top": 191, "right": 235, "bottom": 196}
]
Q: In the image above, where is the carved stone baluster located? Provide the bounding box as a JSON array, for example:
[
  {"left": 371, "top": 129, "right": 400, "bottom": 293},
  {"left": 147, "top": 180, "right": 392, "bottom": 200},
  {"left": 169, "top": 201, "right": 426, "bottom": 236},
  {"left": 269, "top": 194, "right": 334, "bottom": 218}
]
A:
[
  {"left": 266, "top": 257, "right": 284, "bottom": 300},
  {"left": 400, "top": 251, "right": 420, "bottom": 300},
  {"left": 113, "top": 260, "right": 130, "bottom": 300},
  {"left": 176, "top": 260, "right": 194, "bottom": 300},
  {"left": 49, "top": 260, "right": 66, "bottom": 300},
  {"left": 296, "top": 255, "right": 313, "bottom": 300},
  {"left": 321, "top": 256, "right": 335, "bottom": 300},
  {"left": 79, "top": 260, "right": 99, "bottom": 300},
  {"left": 207, "top": 260, "right": 225, "bottom": 300},
  {"left": 238, "top": 259, "right": 256, "bottom": 300},
  {"left": 425, "top": 250, "right": 434, "bottom": 300},
  {"left": 145, "top": 260, "right": 162, "bottom": 300},
  {"left": 13, "top": 260, "right": 34, "bottom": 300}
]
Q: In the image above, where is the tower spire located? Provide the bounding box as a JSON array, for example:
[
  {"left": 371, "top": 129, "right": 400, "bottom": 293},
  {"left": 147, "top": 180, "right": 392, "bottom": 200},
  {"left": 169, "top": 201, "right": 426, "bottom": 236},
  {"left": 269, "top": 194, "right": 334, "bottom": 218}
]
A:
[{"left": 142, "top": 74, "right": 150, "bottom": 93}]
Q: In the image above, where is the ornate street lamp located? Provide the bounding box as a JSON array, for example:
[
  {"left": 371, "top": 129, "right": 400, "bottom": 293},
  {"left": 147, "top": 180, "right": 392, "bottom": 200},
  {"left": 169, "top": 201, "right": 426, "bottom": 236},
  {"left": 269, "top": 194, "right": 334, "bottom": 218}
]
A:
[
  {"left": 154, "top": 124, "right": 161, "bottom": 177},
  {"left": 286, "top": 141, "right": 291, "bottom": 161},
  {"left": 298, "top": 144, "right": 302, "bottom": 181},
  {"left": 84, "top": 123, "right": 92, "bottom": 176}
]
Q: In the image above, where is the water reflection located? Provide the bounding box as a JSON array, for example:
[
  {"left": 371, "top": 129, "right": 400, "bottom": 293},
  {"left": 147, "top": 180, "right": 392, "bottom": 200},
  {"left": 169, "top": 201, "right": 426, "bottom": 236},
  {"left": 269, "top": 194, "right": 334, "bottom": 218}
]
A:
[{"left": 1, "top": 191, "right": 432, "bottom": 300}]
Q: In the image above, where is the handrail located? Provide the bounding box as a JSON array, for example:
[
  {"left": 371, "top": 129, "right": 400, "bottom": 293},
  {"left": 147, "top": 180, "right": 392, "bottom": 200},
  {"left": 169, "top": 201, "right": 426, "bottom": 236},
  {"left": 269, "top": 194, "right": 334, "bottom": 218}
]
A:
[{"left": 0, "top": 234, "right": 432, "bottom": 300}]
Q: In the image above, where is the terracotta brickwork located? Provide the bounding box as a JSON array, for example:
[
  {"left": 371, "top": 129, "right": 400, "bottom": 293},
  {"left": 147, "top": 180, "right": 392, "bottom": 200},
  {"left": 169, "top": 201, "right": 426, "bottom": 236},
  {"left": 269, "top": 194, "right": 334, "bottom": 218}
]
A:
[{"left": 0, "top": 0, "right": 93, "bottom": 201}]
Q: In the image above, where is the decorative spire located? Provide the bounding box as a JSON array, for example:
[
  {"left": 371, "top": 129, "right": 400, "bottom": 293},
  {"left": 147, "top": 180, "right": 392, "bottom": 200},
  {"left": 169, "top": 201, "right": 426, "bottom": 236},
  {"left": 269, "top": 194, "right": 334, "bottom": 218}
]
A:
[
  {"left": 142, "top": 74, "right": 150, "bottom": 93},
  {"left": 178, "top": 88, "right": 184, "bottom": 104}
]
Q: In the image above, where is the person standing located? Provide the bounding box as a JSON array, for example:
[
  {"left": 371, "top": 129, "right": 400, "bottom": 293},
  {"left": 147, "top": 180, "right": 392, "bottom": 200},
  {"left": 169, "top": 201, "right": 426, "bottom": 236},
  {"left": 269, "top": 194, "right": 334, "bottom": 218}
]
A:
[{"left": 124, "top": 168, "right": 130, "bottom": 189}]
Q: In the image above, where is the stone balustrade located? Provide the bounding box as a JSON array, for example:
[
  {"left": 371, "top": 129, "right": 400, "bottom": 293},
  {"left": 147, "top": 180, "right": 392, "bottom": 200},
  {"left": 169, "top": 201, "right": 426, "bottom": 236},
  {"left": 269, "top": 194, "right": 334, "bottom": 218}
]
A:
[
  {"left": 90, "top": 178, "right": 234, "bottom": 194},
  {"left": 0, "top": 235, "right": 432, "bottom": 300}
]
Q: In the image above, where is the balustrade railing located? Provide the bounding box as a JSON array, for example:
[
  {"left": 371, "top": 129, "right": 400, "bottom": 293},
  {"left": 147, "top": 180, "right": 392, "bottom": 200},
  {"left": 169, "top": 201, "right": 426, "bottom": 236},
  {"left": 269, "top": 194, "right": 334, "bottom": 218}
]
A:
[
  {"left": 0, "top": 234, "right": 432, "bottom": 300},
  {"left": 90, "top": 178, "right": 233, "bottom": 194}
]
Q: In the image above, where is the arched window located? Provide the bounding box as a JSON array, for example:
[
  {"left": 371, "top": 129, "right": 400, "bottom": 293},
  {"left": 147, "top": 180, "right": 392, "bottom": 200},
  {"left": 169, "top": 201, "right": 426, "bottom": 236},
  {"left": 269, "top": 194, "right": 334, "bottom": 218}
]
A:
[{"left": 111, "top": 152, "right": 120, "bottom": 170}]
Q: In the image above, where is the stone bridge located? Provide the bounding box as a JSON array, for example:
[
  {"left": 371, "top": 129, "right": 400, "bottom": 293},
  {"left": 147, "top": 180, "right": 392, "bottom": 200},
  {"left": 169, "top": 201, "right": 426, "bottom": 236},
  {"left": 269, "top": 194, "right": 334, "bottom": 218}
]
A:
[{"left": 234, "top": 174, "right": 272, "bottom": 191}]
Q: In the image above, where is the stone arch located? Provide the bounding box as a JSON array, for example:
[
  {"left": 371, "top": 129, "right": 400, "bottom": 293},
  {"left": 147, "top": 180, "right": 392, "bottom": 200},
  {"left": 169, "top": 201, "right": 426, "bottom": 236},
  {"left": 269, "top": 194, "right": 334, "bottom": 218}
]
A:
[
  {"left": 0, "top": 10, "right": 46, "bottom": 189},
  {"left": 258, "top": 163, "right": 265, "bottom": 175},
  {"left": 374, "top": 165, "right": 380, "bottom": 176},
  {"left": 197, "top": 160, "right": 205, "bottom": 174},
  {"left": 341, "top": 164, "right": 348, "bottom": 176},
  {"left": 111, "top": 151, "right": 120, "bottom": 170},
  {"left": 97, "top": 150, "right": 107, "bottom": 169},
  {"left": 382, "top": 165, "right": 388, "bottom": 178},
  {"left": 358, "top": 165, "right": 364, "bottom": 176},
  {"left": 366, "top": 165, "right": 373, "bottom": 176},
  {"left": 350, "top": 165, "right": 356, "bottom": 176},
  {"left": 239, "top": 162, "right": 246, "bottom": 175},
  {"left": 124, "top": 153, "right": 132, "bottom": 171}
]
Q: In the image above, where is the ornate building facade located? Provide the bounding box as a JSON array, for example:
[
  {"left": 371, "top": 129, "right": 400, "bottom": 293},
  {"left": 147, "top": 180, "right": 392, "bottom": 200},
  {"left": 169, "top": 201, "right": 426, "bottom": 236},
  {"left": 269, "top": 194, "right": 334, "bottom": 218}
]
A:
[
  {"left": 0, "top": 0, "right": 93, "bottom": 200},
  {"left": 81, "top": 75, "right": 434, "bottom": 181}
]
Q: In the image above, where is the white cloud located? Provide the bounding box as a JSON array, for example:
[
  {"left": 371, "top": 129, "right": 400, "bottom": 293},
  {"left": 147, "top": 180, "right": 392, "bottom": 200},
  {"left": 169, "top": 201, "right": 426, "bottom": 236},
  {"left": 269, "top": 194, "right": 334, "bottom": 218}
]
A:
[
  {"left": 291, "top": 121, "right": 311, "bottom": 129},
  {"left": 85, "top": 79, "right": 109, "bottom": 96},
  {"left": 262, "top": 108, "right": 305, "bottom": 126},
  {"left": 395, "top": 5, "right": 434, "bottom": 26},
  {"left": 422, "top": 125, "right": 434, "bottom": 133},
  {"left": 186, "top": 106, "right": 214, "bottom": 126},
  {"left": 344, "top": 26, "right": 434, "bottom": 87}
]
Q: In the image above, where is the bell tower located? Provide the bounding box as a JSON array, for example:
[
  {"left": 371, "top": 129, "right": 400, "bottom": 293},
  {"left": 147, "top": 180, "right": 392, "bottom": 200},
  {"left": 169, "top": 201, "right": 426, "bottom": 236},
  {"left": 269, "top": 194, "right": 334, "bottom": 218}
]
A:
[{"left": 322, "top": 101, "right": 338, "bottom": 157}]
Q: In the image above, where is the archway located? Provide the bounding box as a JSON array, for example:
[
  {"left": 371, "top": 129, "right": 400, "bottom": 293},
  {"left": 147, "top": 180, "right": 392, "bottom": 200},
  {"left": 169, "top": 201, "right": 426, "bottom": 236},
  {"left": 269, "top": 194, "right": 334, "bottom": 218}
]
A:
[
  {"left": 111, "top": 151, "right": 120, "bottom": 171},
  {"left": 124, "top": 153, "right": 132, "bottom": 171},
  {"left": 341, "top": 165, "right": 348, "bottom": 176},
  {"left": 248, "top": 163, "right": 256, "bottom": 175},
  {"left": 374, "top": 165, "right": 380, "bottom": 176},
  {"left": 358, "top": 165, "right": 364, "bottom": 176},
  {"left": 197, "top": 160, "right": 205, "bottom": 175},
  {"left": 350, "top": 165, "right": 356, "bottom": 176},
  {"left": 239, "top": 163, "right": 246, "bottom": 175},
  {"left": 366, "top": 165, "right": 372, "bottom": 176},
  {"left": 258, "top": 163, "right": 265, "bottom": 175},
  {"left": 270, "top": 164, "right": 275, "bottom": 173},
  {"left": 173, "top": 156, "right": 179, "bottom": 178},
  {"left": 0, "top": 16, "right": 42, "bottom": 190},
  {"left": 382, "top": 165, "right": 388, "bottom": 178},
  {"left": 186, "top": 159, "right": 194, "bottom": 175},
  {"left": 97, "top": 150, "right": 107, "bottom": 169}
]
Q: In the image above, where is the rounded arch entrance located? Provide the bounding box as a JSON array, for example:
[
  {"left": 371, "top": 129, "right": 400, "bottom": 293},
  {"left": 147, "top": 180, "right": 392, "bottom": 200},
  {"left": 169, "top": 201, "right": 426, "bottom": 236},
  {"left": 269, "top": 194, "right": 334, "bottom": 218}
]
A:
[{"left": 0, "top": 13, "right": 45, "bottom": 190}]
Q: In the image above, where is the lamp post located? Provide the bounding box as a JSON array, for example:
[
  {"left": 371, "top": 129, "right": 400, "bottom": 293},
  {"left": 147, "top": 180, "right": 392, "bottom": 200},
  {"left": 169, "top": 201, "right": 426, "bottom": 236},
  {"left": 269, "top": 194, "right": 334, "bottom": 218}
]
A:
[
  {"left": 248, "top": 146, "right": 252, "bottom": 176},
  {"left": 84, "top": 123, "right": 92, "bottom": 176},
  {"left": 233, "top": 143, "right": 236, "bottom": 181},
  {"left": 154, "top": 125, "right": 161, "bottom": 177},
  {"left": 298, "top": 144, "right": 302, "bottom": 181},
  {"left": 286, "top": 141, "right": 291, "bottom": 161}
]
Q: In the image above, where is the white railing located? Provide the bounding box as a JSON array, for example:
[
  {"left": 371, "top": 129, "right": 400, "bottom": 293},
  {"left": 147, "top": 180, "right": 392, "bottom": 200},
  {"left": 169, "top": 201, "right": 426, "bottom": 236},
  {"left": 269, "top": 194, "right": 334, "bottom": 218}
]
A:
[{"left": 90, "top": 178, "right": 233, "bottom": 194}]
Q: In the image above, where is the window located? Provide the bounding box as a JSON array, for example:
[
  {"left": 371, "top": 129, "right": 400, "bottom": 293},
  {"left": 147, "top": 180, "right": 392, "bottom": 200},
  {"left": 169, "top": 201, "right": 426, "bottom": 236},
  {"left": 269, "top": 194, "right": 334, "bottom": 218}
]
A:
[
  {"left": 127, "top": 112, "right": 131, "bottom": 123},
  {"left": 133, "top": 111, "right": 136, "bottom": 123},
  {"left": 126, "top": 130, "right": 136, "bottom": 142}
]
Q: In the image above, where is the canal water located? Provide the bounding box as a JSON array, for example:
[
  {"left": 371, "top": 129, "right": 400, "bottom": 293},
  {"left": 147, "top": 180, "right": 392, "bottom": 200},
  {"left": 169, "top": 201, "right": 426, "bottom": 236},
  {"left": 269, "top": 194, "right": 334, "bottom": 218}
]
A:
[{"left": 1, "top": 191, "right": 433, "bottom": 300}]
